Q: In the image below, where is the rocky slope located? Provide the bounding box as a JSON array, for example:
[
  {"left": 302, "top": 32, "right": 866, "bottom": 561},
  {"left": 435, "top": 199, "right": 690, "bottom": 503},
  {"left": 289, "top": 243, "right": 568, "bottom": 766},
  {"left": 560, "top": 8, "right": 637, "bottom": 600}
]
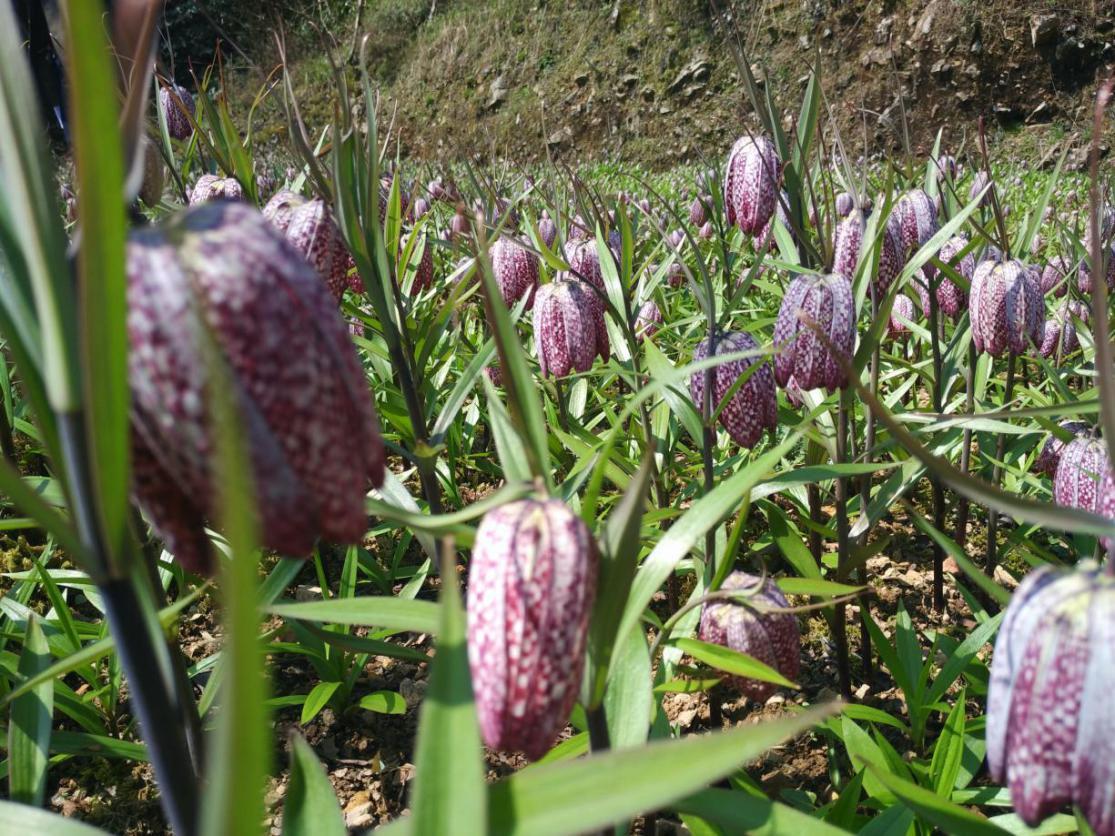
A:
[{"left": 251, "top": 0, "right": 1115, "bottom": 167}]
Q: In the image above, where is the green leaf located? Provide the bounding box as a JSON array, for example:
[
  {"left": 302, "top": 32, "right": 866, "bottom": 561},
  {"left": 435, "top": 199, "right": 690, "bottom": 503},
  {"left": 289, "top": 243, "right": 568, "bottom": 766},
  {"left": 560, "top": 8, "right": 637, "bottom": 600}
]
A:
[
  {"left": 409, "top": 547, "right": 486, "bottom": 834},
  {"left": 587, "top": 451, "right": 654, "bottom": 705},
  {"left": 283, "top": 734, "right": 346, "bottom": 836},
  {"left": 359, "top": 691, "right": 407, "bottom": 715},
  {"left": 764, "top": 501, "right": 820, "bottom": 580},
  {"left": 603, "top": 626, "right": 653, "bottom": 750},
  {"left": 62, "top": 0, "right": 130, "bottom": 568},
  {"left": 1, "top": 583, "right": 209, "bottom": 707},
  {"left": 484, "top": 703, "right": 837, "bottom": 836},
  {"left": 776, "top": 578, "right": 863, "bottom": 598},
  {"left": 265, "top": 598, "right": 439, "bottom": 635},
  {"left": 378, "top": 704, "right": 839, "bottom": 836},
  {"left": 931, "top": 690, "right": 966, "bottom": 796},
  {"left": 924, "top": 614, "right": 1002, "bottom": 707},
  {"left": 839, "top": 716, "right": 898, "bottom": 803},
  {"left": 201, "top": 347, "right": 270, "bottom": 836},
  {"left": 674, "top": 787, "right": 850, "bottom": 836},
  {"left": 0, "top": 800, "right": 109, "bottom": 834},
  {"left": 675, "top": 638, "right": 798, "bottom": 690},
  {"left": 988, "top": 812, "right": 1079, "bottom": 835},
  {"left": 8, "top": 615, "right": 52, "bottom": 805},
  {"left": 868, "top": 765, "right": 1011, "bottom": 835},
  {"left": 300, "top": 681, "right": 341, "bottom": 725},
  {"left": 616, "top": 431, "right": 801, "bottom": 649}
]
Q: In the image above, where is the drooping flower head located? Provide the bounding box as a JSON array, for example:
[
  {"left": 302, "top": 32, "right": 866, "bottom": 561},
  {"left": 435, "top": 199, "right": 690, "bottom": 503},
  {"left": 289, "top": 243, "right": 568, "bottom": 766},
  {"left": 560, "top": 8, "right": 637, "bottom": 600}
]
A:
[
  {"left": 634, "top": 300, "right": 663, "bottom": 341},
  {"left": 887, "top": 294, "right": 916, "bottom": 341},
  {"left": 467, "top": 499, "right": 597, "bottom": 760},
  {"left": 1040, "top": 255, "right": 1073, "bottom": 298},
  {"left": 188, "top": 174, "right": 244, "bottom": 205},
  {"left": 261, "top": 189, "right": 307, "bottom": 235},
  {"left": 160, "top": 83, "right": 195, "bottom": 140},
  {"left": 1053, "top": 435, "right": 1115, "bottom": 533},
  {"left": 894, "top": 189, "right": 939, "bottom": 256},
  {"left": 698, "top": 572, "right": 800, "bottom": 702},
  {"left": 969, "top": 259, "right": 1045, "bottom": 357},
  {"left": 127, "top": 201, "right": 386, "bottom": 574},
  {"left": 987, "top": 562, "right": 1115, "bottom": 834},
  {"left": 831, "top": 210, "right": 902, "bottom": 295},
  {"left": 1033, "top": 421, "right": 1091, "bottom": 477},
  {"left": 916, "top": 235, "right": 974, "bottom": 321},
  {"left": 490, "top": 236, "right": 540, "bottom": 309},
  {"left": 1040, "top": 300, "right": 1088, "bottom": 359},
  {"left": 689, "top": 331, "right": 777, "bottom": 448},
  {"left": 724, "top": 134, "right": 781, "bottom": 236},
  {"left": 774, "top": 273, "right": 857, "bottom": 392},
  {"left": 284, "top": 198, "right": 353, "bottom": 300},
  {"left": 533, "top": 279, "right": 609, "bottom": 378}
]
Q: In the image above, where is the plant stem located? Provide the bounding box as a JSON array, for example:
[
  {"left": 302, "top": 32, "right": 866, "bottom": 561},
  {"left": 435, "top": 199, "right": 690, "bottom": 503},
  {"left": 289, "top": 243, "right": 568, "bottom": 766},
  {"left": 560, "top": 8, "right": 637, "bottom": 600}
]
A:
[
  {"left": 102, "top": 576, "right": 201, "bottom": 836},
  {"left": 60, "top": 415, "right": 200, "bottom": 835},
  {"left": 808, "top": 485, "right": 823, "bottom": 567},
  {"left": 585, "top": 703, "right": 611, "bottom": 754},
  {"left": 954, "top": 342, "right": 977, "bottom": 546},
  {"left": 927, "top": 275, "right": 946, "bottom": 611},
  {"left": 858, "top": 290, "right": 881, "bottom": 681},
  {"left": 554, "top": 377, "right": 569, "bottom": 433},
  {"left": 834, "top": 389, "right": 851, "bottom": 699},
  {"left": 985, "top": 354, "right": 1016, "bottom": 572}
]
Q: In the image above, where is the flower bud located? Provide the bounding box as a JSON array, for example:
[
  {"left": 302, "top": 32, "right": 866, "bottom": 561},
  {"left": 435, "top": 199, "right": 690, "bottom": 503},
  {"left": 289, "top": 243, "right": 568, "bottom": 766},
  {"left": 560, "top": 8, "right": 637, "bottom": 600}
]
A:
[
  {"left": 127, "top": 202, "right": 385, "bottom": 573},
  {"left": 689, "top": 194, "right": 709, "bottom": 227},
  {"left": 467, "top": 499, "right": 597, "bottom": 760}
]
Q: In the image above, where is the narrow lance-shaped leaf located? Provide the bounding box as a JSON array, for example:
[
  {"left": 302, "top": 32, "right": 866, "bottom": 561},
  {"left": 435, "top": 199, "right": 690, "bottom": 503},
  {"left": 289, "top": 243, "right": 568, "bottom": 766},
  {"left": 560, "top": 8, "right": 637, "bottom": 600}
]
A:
[
  {"left": 409, "top": 542, "right": 487, "bottom": 834},
  {"left": 62, "top": 0, "right": 131, "bottom": 574},
  {"left": 7, "top": 615, "right": 52, "bottom": 806}
]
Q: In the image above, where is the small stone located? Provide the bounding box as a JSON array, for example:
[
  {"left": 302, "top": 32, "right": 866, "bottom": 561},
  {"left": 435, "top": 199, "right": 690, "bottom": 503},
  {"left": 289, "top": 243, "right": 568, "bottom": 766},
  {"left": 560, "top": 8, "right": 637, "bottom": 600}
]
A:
[{"left": 1031, "top": 13, "right": 1059, "bottom": 47}]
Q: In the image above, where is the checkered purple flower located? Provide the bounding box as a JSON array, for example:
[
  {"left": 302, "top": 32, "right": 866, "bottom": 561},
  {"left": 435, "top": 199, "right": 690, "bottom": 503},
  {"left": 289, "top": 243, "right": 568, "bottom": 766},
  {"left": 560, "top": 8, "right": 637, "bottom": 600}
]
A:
[
  {"left": 724, "top": 134, "right": 781, "bottom": 236},
  {"left": 774, "top": 273, "right": 857, "bottom": 392},
  {"left": 969, "top": 259, "right": 1045, "bottom": 357},
  {"left": 127, "top": 201, "right": 385, "bottom": 574},
  {"left": 690, "top": 331, "right": 777, "bottom": 448},
  {"left": 698, "top": 572, "right": 800, "bottom": 702},
  {"left": 466, "top": 499, "right": 597, "bottom": 760},
  {"left": 987, "top": 561, "right": 1115, "bottom": 834}
]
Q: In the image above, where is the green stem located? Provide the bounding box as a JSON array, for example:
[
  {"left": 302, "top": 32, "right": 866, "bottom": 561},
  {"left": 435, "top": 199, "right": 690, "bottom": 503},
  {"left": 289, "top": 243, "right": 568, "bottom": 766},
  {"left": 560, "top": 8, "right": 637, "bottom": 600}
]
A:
[
  {"left": 834, "top": 389, "right": 852, "bottom": 699},
  {"left": 985, "top": 354, "right": 1016, "bottom": 572},
  {"left": 927, "top": 273, "right": 946, "bottom": 611},
  {"left": 585, "top": 703, "right": 611, "bottom": 754},
  {"left": 954, "top": 341, "right": 978, "bottom": 546}
]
